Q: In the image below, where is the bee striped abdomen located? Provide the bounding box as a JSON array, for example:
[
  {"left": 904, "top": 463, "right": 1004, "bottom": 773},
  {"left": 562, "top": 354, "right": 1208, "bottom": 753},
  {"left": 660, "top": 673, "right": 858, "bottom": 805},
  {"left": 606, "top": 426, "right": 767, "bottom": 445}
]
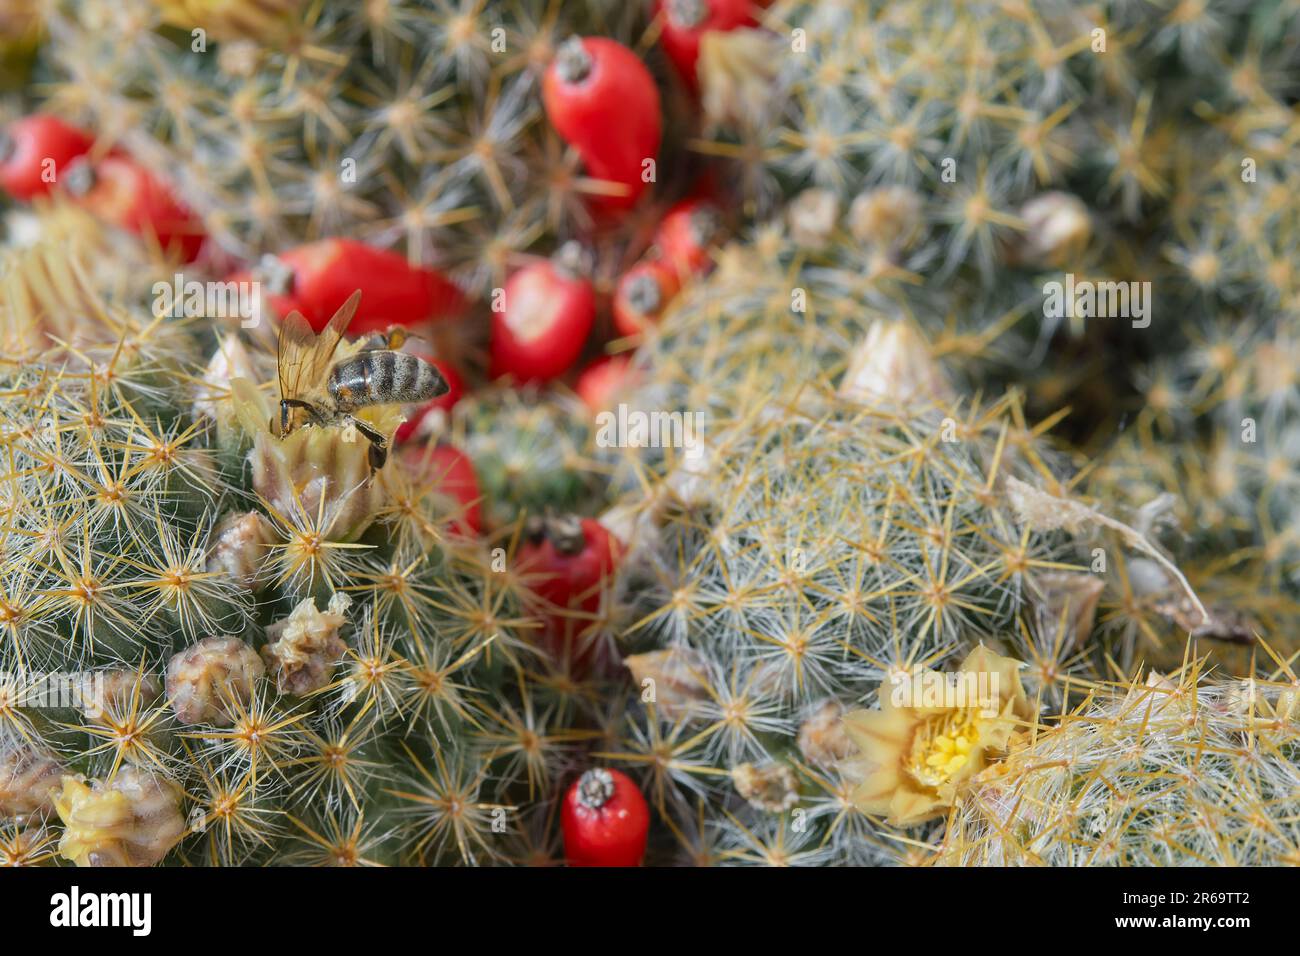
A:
[{"left": 328, "top": 351, "right": 448, "bottom": 409}]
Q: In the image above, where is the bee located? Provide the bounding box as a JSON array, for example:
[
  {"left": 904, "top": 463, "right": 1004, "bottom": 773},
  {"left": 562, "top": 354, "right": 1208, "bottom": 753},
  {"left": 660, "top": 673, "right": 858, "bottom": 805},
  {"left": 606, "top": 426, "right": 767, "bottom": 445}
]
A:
[{"left": 275, "top": 290, "right": 448, "bottom": 469}]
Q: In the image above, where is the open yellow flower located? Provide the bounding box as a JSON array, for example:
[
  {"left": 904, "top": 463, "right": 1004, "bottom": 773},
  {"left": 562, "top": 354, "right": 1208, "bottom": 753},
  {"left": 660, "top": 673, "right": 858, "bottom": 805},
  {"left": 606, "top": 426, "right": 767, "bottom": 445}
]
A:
[{"left": 841, "top": 646, "right": 1033, "bottom": 826}]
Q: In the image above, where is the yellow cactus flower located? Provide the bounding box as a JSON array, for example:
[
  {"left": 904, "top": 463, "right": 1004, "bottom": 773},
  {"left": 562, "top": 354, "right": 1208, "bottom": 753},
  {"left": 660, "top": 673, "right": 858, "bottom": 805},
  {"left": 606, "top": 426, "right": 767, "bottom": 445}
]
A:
[{"left": 841, "top": 646, "right": 1033, "bottom": 826}]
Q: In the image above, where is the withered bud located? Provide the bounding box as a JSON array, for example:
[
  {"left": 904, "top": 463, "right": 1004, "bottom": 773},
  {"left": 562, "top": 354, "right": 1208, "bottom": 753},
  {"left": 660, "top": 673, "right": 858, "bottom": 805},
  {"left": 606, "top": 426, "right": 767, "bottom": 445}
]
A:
[
  {"left": 0, "top": 741, "right": 63, "bottom": 822},
  {"left": 849, "top": 186, "right": 924, "bottom": 251},
  {"left": 1031, "top": 572, "right": 1104, "bottom": 651},
  {"left": 206, "top": 510, "right": 277, "bottom": 591},
  {"left": 731, "top": 762, "right": 800, "bottom": 813},
  {"left": 839, "top": 318, "right": 954, "bottom": 409},
  {"left": 262, "top": 593, "right": 352, "bottom": 696},
  {"left": 1012, "top": 192, "right": 1091, "bottom": 269},
  {"left": 54, "top": 768, "right": 186, "bottom": 867},
  {"left": 166, "top": 636, "right": 264, "bottom": 725},
  {"left": 624, "top": 647, "right": 710, "bottom": 720},
  {"left": 797, "top": 700, "right": 855, "bottom": 766},
  {"left": 786, "top": 188, "right": 840, "bottom": 250}
]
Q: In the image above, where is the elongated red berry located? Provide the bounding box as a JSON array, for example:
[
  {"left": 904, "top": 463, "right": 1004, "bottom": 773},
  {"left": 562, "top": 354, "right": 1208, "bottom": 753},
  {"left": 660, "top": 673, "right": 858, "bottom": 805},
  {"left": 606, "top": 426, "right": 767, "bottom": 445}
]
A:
[
  {"left": 562, "top": 768, "right": 650, "bottom": 867},
  {"left": 543, "top": 36, "right": 662, "bottom": 211},
  {"left": 491, "top": 243, "right": 595, "bottom": 383},
  {"left": 399, "top": 442, "right": 482, "bottom": 536},
  {"left": 518, "top": 515, "right": 621, "bottom": 616},
  {"left": 653, "top": 197, "right": 722, "bottom": 278},
  {"left": 657, "top": 0, "right": 758, "bottom": 90},
  {"left": 66, "top": 154, "right": 205, "bottom": 262},
  {"left": 517, "top": 514, "right": 622, "bottom": 669},
  {"left": 0, "top": 115, "right": 95, "bottom": 201},
  {"left": 613, "top": 257, "right": 681, "bottom": 338},
  {"left": 576, "top": 354, "right": 638, "bottom": 411},
  {"left": 249, "top": 239, "right": 465, "bottom": 334},
  {"left": 394, "top": 357, "right": 464, "bottom": 443}
]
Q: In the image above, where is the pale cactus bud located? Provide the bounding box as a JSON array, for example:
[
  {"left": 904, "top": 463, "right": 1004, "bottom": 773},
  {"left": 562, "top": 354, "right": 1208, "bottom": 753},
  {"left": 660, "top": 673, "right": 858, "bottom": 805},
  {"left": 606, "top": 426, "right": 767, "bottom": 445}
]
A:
[
  {"left": 166, "top": 635, "right": 264, "bottom": 725},
  {"left": 193, "top": 334, "right": 258, "bottom": 423},
  {"left": 849, "top": 186, "right": 924, "bottom": 251},
  {"left": 1012, "top": 192, "right": 1091, "bottom": 269},
  {"left": 248, "top": 426, "right": 387, "bottom": 543},
  {"left": 731, "top": 761, "right": 800, "bottom": 812},
  {"left": 262, "top": 593, "right": 352, "bottom": 696},
  {"left": 698, "top": 28, "right": 780, "bottom": 131},
  {"left": 206, "top": 510, "right": 276, "bottom": 591},
  {"left": 786, "top": 188, "right": 840, "bottom": 250},
  {"left": 0, "top": 741, "right": 63, "bottom": 822},
  {"left": 839, "top": 318, "right": 954, "bottom": 408},
  {"left": 624, "top": 647, "right": 710, "bottom": 720},
  {"left": 662, "top": 439, "right": 715, "bottom": 510},
  {"left": 230, "top": 377, "right": 393, "bottom": 543},
  {"left": 797, "top": 700, "right": 854, "bottom": 765},
  {"left": 54, "top": 768, "right": 186, "bottom": 867},
  {"left": 216, "top": 39, "right": 262, "bottom": 78}
]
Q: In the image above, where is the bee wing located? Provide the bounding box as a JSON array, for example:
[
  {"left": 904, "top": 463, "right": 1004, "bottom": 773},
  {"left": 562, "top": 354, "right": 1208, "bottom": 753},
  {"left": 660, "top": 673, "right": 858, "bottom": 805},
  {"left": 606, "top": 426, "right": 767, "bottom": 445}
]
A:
[
  {"left": 276, "top": 290, "right": 362, "bottom": 400},
  {"left": 276, "top": 310, "right": 318, "bottom": 402}
]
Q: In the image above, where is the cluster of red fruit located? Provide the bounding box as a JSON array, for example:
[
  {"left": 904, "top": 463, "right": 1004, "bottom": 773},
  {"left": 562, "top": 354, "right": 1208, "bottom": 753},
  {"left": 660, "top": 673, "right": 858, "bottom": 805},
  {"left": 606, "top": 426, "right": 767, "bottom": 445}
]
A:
[{"left": 1, "top": 0, "right": 766, "bottom": 867}]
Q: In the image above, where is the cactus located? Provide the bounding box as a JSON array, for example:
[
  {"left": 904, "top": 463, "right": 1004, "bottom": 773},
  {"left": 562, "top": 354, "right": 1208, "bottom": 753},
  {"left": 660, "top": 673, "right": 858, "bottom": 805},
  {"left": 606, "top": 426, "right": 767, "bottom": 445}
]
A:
[
  {"left": 35, "top": 0, "right": 666, "bottom": 296},
  {"left": 933, "top": 661, "right": 1300, "bottom": 866},
  {"left": 601, "top": 342, "right": 1108, "bottom": 862},
  {"left": 0, "top": 235, "right": 563, "bottom": 866}
]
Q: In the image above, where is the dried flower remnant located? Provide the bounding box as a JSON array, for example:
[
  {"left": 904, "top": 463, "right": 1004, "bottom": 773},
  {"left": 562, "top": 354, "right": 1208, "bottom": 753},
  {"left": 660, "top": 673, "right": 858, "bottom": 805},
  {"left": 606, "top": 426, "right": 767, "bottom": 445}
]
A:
[
  {"left": 166, "top": 635, "right": 265, "bottom": 725},
  {"left": 731, "top": 761, "right": 799, "bottom": 813},
  {"left": 0, "top": 741, "right": 63, "bottom": 822},
  {"left": 54, "top": 767, "right": 186, "bottom": 867},
  {"left": 797, "top": 700, "right": 854, "bottom": 766},
  {"left": 841, "top": 646, "right": 1033, "bottom": 826},
  {"left": 206, "top": 510, "right": 277, "bottom": 591},
  {"left": 263, "top": 593, "right": 352, "bottom": 696},
  {"left": 1004, "top": 476, "right": 1208, "bottom": 625},
  {"left": 849, "top": 186, "right": 925, "bottom": 252},
  {"left": 624, "top": 647, "right": 711, "bottom": 720}
]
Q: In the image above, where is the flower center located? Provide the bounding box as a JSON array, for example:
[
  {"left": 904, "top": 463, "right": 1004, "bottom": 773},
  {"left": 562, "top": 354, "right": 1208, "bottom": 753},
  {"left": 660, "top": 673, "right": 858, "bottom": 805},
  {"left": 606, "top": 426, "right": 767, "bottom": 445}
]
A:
[{"left": 907, "top": 709, "right": 981, "bottom": 788}]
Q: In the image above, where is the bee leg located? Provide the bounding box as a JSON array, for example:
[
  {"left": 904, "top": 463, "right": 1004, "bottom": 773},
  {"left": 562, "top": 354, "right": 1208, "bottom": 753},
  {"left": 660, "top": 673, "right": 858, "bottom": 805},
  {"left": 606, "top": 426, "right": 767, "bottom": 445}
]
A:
[
  {"left": 348, "top": 416, "right": 390, "bottom": 470},
  {"left": 279, "top": 397, "right": 321, "bottom": 434}
]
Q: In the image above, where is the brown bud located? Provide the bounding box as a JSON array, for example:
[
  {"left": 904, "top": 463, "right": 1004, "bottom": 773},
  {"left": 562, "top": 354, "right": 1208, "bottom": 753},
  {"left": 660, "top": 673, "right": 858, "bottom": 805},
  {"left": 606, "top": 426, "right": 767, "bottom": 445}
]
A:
[
  {"left": 206, "top": 510, "right": 277, "bottom": 591},
  {"left": 262, "top": 593, "right": 351, "bottom": 696},
  {"left": 797, "top": 700, "right": 855, "bottom": 765},
  {"left": 731, "top": 762, "right": 799, "bottom": 812},
  {"left": 0, "top": 741, "right": 63, "bottom": 822},
  {"left": 54, "top": 768, "right": 186, "bottom": 867},
  {"left": 166, "top": 636, "right": 264, "bottom": 725}
]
